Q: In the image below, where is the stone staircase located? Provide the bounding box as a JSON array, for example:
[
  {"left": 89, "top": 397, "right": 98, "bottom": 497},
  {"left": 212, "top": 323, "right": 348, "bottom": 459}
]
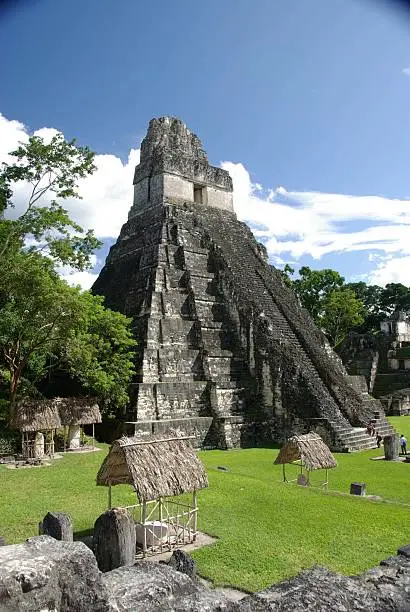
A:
[
  {"left": 326, "top": 389, "right": 395, "bottom": 452},
  {"left": 173, "top": 202, "right": 397, "bottom": 449}
]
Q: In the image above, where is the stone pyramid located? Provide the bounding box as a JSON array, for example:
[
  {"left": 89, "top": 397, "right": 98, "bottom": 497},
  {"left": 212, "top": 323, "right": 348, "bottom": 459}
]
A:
[{"left": 92, "top": 117, "right": 393, "bottom": 450}]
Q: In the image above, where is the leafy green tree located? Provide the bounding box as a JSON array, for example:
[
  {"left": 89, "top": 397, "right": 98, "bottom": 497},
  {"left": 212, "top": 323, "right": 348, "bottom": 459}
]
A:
[
  {"left": 0, "top": 133, "right": 100, "bottom": 269},
  {"left": 344, "top": 282, "right": 384, "bottom": 332},
  {"left": 320, "top": 288, "right": 364, "bottom": 348},
  {"left": 380, "top": 283, "right": 410, "bottom": 314},
  {"left": 344, "top": 282, "right": 410, "bottom": 332},
  {"left": 0, "top": 252, "right": 135, "bottom": 417},
  {"left": 64, "top": 293, "right": 136, "bottom": 412},
  {"left": 292, "top": 266, "right": 345, "bottom": 323},
  {"left": 279, "top": 263, "right": 295, "bottom": 287}
]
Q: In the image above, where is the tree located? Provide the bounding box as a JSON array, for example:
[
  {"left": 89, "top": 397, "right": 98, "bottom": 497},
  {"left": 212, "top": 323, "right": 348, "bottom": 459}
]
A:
[
  {"left": 320, "top": 289, "right": 364, "bottom": 348},
  {"left": 278, "top": 263, "right": 295, "bottom": 287},
  {"left": 64, "top": 293, "right": 136, "bottom": 412},
  {"left": 380, "top": 283, "right": 410, "bottom": 314},
  {"left": 344, "top": 282, "right": 383, "bottom": 332},
  {"left": 0, "top": 133, "right": 100, "bottom": 270},
  {"left": 292, "top": 266, "right": 345, "bottom": 323},
  {"left": 344, "top": 282, "right": 410, "bottom": 332},
  {"left": 0, "top": 251, "right": 135, "bottom": 417}
]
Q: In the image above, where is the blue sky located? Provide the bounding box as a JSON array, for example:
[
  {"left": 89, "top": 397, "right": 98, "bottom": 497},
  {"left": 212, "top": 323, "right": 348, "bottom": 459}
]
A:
[{"left": 2, "top": 0, "right": 410, "bottom": 287}]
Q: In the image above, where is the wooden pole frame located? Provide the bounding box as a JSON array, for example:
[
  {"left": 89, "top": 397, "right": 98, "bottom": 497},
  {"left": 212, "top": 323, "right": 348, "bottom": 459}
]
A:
[
  {"left": 158, "top": 496, "right": 163, "bottom": 553},
  {"left": 142, "top": 501, "right": 147, "bottom": 558},
  {"left": 193, "top": 490, "right": 198, "bottom": 541},
  {"left": 108, "top": 481, "right": 112, "bottom": 509}
]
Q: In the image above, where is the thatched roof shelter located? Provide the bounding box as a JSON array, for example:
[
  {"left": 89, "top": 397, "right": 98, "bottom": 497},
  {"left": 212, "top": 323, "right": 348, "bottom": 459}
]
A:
[
  {"left": 274, "top": 433, "right": 337, "bottom": 473},
  {"left": 10, "top": 397, "right": 101, "bottom": 432},
  {"left": 96, "top": 432, "right": 208, "bottom": 502}
]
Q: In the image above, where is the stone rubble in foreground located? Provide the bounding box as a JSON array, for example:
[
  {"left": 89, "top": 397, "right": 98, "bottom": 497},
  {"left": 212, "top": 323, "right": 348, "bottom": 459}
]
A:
[{"left": 0, "top": 535, "right": 409, "bottom": 611}]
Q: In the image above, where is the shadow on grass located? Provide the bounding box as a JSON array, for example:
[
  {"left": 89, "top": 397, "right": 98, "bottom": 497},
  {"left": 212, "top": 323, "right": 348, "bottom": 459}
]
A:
[{"left": 74, "top": 528, "right": 93, "bottom": 542}]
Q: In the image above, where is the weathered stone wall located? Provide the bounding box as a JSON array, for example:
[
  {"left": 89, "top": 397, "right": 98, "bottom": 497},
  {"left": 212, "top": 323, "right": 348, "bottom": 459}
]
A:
[{"left": 128, "top": 117, "right": 233, "bottom": 217}]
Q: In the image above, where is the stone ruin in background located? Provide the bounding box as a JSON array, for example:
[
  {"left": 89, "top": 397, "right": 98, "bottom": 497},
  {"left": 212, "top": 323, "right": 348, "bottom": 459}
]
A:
[
  {"left": 340, "top": 310, "right": 410, "bottom": 414},
  {"left": 92, "top": 116, "right": 393, "bottom": 451}
]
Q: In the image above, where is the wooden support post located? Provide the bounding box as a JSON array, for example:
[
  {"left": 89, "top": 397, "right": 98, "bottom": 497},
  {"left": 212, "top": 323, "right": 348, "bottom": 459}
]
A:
[
  {"left": 142, "top": 501, "right": 147, "bottom": 558},
  {"left": 193, "top": 490, "right": 197, "bottom": 541},
  {"left": 21, "top": 433, "right": 24, "bottom": 457},
  {"left": 63, "top": 426, "right": 66, "bottom": 454},
  {"left": 159, "top": 496, "right": 163, "bottom": 553},
  {"left": 108, "top": 481, "right": 112, "bottom": 510},
  {"left": 50, "top": 429, "right": 54, "bottom": 458},
  {"left": 92, "top": 423, "right": 95, "bottom": 450},
  {"left": 282, "top": 464, "right": 286, "bottom": 482},
  {"left": 176, "top": 502, "right": 180, "bottom": 546}
]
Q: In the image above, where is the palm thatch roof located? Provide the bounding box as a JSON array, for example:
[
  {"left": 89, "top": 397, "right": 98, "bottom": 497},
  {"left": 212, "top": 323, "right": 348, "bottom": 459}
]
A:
[
  {"left": 10, "top": 397, "right": 101, "bottom": 432},
  {"left": 96, "top": 432, "right": 208, "bottom": 502},
  {"left": 274, "top": 433, "right": 337, "bottom": 471}
]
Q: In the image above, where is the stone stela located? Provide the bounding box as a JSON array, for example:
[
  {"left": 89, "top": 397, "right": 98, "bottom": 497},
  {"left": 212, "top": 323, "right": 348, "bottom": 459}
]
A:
[{"left": 92, "top": 116, "right": 393, "bottom": 450}]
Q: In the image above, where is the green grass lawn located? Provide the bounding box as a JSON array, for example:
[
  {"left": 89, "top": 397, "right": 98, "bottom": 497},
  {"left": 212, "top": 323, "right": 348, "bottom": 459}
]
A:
[{"left": 1, "top": 418, "right": 410, "bottom": 592}]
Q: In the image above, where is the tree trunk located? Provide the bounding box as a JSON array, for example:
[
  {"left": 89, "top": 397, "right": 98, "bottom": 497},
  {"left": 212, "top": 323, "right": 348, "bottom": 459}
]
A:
[{"left": 8, "top": 368, "right": 20, "bottom": 420}]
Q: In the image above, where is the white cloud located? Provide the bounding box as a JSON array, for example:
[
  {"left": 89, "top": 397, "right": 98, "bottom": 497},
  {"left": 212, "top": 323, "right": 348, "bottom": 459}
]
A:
[
  {"left": 0, "top": 114, "right": 28, "bottom": 162},
  {"left": 368, "top": 256, "right": 410, "bottom": 286},
  {"left": 222, "top": 161, "right": 410, "bottom": 268},
  {"left": 402, "top": 68, "right": 410, "bottom": 76},
  {"left": 0, "top": 112, "right": 139, "bottom": 239},
  {"left": 2, "top": 110, "right": 410, "bottom": 289},
  {"left": 63, "top": 270, "right": 99, "bottom": 290},
  {"left": 58, "top": 255, "right": 99, "bottom": 290},
  {"left": 0, "top": 112, "right": 140, "bottom": 288},
  {"left": 0, "top": 114, "right": 140, "bottom": 289},
  {"left": 33, "top": 127, "right": 61, "bottom": 142}
]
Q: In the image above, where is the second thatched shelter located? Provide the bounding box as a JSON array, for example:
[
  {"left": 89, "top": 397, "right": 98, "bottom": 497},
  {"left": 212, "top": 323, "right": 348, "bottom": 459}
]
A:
[
  {"left": 10, "top": 397, "right": 102, "bottom": 457},
  {"left": 96, "top": 431, "right": 208, "bottom": 556},
  {"left": 274, "top": 432, "right": 337, "bottom": 487}
]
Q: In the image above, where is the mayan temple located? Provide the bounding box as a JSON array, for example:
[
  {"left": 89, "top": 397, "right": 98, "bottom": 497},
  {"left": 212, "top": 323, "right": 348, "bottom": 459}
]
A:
[{"left": 92, "top": 117, "right": 394, "bottom": 450}]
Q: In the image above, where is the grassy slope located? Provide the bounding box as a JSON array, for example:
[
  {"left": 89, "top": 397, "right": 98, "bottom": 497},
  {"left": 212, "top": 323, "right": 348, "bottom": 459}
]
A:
[{"left": 1, "top": 417, "right": 410, "bottom": 592}]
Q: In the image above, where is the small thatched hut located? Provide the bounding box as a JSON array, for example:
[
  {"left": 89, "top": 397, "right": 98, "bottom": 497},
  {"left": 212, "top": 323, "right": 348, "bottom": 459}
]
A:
[
  {"left": 96, "top": 432, "right": 208, "bottom": 556},
  {"left": 10, "top": 397, "right": 101, "bottom": 457},
  {"left": 274, "top": 432, "right": 337, "bottom": 487}
]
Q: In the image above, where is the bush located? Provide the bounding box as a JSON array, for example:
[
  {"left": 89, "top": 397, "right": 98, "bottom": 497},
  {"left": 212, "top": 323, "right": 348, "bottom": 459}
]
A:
[{"left": 0, "top": 427, "right": 19, "bottom": 455}]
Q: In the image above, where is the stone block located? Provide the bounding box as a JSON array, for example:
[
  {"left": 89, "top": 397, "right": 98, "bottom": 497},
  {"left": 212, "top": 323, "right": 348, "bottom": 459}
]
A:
[
  {"left": 384, "top": 433, "right": 400, "bottom": 460},
  {"left": 350, "top": 482, "right": 366, "bottom": 496},
  {"left": 398, "top": 544, "right": 410, "bottom": 558},
  {"left": 152, "top": 416, "right": 213, "bottom": 447},
  {"left": 0, "top": 536, "right": 107, "bottom": 611},
  {"left": 93, "top": 508, "right": 136, "bottom": 572},
  {"left": 0, "top": 456, "right": 15, "bottom": 464},
  {"left": 41, "top": 512, "right": 73, "bottom": 542},
  {"left": 168, "top": 549, "right": 196, "bottom": 578}
]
